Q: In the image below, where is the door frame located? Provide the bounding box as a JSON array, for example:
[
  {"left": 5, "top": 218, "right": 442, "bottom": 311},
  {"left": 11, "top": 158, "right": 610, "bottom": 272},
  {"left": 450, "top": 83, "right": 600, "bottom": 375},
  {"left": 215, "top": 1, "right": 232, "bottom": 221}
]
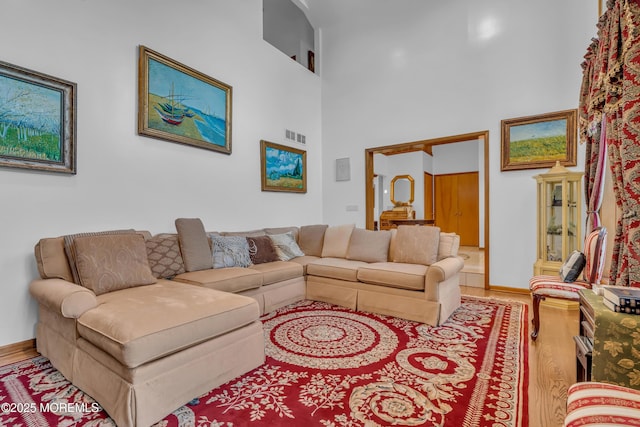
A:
[{"left": 364, "top": 130, "right": 490, "bottom": 289}]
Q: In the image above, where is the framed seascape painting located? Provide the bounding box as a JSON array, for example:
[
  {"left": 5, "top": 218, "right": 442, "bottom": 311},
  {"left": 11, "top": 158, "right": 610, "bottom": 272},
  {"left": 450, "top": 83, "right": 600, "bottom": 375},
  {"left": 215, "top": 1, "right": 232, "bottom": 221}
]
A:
[
  {"left": 500, "top": 109, "right": 577, "bottom": 171},
  {"left": 0, "top": 61, "right": 76, "bottom": 174},
  {"left": 138, "top": 46, "right": 232, "bottom": 154},
  {"left": 260, "top": 140, "right": 306, "bottom": 193}
]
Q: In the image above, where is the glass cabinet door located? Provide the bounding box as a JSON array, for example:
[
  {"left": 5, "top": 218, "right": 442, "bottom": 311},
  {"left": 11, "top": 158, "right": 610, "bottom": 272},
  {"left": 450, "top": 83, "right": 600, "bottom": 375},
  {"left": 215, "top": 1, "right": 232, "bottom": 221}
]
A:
[{"left": 533, "top": 162, "right": 583, "bottom": 276}]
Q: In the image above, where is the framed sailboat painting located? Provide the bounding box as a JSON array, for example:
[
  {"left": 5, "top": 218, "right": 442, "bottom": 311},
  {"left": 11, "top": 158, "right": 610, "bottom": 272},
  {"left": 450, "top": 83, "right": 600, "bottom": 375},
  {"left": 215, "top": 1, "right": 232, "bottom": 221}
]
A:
[{"left": 137, "top": 45, "right": 232, "bottom": 154}]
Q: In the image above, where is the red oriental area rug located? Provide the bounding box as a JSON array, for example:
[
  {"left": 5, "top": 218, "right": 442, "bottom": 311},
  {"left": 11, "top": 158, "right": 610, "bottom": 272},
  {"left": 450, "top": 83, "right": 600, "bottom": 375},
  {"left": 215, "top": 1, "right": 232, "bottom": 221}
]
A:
[{"left": 0, "top": 297, "right": 528, "bottom": 427}]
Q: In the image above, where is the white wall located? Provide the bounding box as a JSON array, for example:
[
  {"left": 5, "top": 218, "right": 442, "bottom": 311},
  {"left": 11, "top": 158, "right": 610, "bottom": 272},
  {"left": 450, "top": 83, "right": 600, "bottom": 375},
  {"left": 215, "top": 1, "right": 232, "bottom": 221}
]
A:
[
  {"left": 320, "top": 0, "right": 596, "bottom": 289},
  {"left": 0, "top": 0, "right": 322, "bottom": 347}
]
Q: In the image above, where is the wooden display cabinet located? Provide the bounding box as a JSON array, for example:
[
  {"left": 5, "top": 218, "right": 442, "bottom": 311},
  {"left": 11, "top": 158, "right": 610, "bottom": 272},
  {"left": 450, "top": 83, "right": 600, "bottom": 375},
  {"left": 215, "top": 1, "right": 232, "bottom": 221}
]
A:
[{"left": 533, "top": 161, "right": 583, "bottom": 276}]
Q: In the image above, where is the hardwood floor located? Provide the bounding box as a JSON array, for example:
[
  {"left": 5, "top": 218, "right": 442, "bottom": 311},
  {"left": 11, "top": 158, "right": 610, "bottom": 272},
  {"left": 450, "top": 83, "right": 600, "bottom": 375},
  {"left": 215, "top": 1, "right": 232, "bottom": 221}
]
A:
[
  {"left": 0, "top": 288, "right": 578, "bottom": 427},
  {"left": 462, "top": 286, "right": 578, "bottom": 427}
]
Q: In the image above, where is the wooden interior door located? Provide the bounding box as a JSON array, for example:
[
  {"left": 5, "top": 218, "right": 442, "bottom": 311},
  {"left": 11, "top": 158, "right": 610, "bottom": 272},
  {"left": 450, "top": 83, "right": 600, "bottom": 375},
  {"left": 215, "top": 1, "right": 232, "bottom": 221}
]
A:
[
  {"left": 434, "top": 172, "right": 479, "bottom": 246},
  {"left": 424, "top": 172, "right": 434, "bottom": 220},
  {"left": 456, "top": 173, "right": 479, "bottom": 246},
  {"left": 434, "top": 174, "right": 457, "bottom": 233}
]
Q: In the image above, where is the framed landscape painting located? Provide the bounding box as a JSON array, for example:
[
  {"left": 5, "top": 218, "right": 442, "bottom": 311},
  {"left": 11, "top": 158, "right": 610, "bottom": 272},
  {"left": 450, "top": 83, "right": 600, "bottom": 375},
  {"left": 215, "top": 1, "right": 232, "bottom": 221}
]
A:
[
  {"left": 501, "top": 109, "right": 577, "bottom": 171},
  {"left": 138, "top": 46, "right": 232, "bottom": 154},
  {"left": 0, "top": 60, "right": 76, "bottom": 174},
  {"left": 260, "top": 140, "right": 306, "bottom": 193}
]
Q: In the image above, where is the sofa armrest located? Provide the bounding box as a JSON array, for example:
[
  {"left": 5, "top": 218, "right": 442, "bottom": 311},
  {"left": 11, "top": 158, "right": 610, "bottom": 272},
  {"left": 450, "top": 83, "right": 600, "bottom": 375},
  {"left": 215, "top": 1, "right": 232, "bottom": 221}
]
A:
[
  {"left": 424, "top": 256, "right": 464, "bottom": 300},
  {"left": 29, "top": 279, "right": 97, "bottom": 318}
]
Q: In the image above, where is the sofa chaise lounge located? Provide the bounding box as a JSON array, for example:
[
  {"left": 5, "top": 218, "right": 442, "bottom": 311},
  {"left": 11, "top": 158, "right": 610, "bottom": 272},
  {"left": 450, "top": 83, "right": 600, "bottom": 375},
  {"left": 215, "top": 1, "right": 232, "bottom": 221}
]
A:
[{"left": 28, "top": 220, "right": 463, "bottom": 426}]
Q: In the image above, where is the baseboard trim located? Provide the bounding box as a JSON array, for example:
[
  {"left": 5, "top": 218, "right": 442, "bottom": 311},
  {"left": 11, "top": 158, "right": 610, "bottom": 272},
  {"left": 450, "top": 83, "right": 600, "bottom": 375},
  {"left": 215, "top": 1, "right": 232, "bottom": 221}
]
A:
[
  {"left": 488, "top": 285, "right": 530, "bottom": 294},
  {"left": 0, "top": 339, "right": 36, "bottom": 359},
  {"left": 540, "top": 297, "right": 580, "bottom": 310}
]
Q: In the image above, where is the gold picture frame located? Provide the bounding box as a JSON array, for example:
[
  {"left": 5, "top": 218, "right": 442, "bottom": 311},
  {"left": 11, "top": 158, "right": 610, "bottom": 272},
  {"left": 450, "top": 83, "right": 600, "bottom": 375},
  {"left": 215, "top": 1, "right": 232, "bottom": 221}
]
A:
[
  {"left": 0, "top": 60, "right": 76, "bottom": 174},
  {"left": 138, "top": 46, "right": 232, "bottom": 154},
  {"left": 260, "top": 140, "right": 306, "bottom": 193},
  {"left": 500, "top": 109, "right": 577, "bottom": 172}
]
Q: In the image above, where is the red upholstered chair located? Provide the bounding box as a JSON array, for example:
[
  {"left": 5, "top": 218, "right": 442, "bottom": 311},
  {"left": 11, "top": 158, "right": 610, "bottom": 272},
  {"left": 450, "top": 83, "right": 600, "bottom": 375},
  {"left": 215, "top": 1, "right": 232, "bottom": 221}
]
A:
[
  {"left": 529, "top": 226, "right": 607, "bottom": 341},
  {"left": 564, "top": 382, "right": 640, "bottom": 426}
]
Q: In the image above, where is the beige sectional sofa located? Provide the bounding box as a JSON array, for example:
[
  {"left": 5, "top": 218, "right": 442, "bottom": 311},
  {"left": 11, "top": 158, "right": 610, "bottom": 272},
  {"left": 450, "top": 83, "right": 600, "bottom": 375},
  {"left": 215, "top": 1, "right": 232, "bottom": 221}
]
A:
[{"left": 28, "top": 220, "right": 463, "bottom": 426}]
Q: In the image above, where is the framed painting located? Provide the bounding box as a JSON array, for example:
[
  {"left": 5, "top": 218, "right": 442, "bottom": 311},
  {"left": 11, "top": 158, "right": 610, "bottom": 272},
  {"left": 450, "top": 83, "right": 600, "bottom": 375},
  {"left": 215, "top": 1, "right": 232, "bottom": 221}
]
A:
[
  {"left": 0, "top": 60, "right": 76, "bottom": 174},
  {"left": 138, "top": 46, "right": 232, "bottom": 154},
  {"left": 260, "top": 140, "right": 306, "bottom": 193},
  {"left": 500, "top": 109, "right": 577, "bottom": 171}
]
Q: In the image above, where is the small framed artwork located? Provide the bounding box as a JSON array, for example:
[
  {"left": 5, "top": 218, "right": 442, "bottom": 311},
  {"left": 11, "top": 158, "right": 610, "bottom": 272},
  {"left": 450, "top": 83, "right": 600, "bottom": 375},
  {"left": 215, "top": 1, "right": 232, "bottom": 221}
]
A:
[
  {"left": 500, "top": 109, "right": 577, "bottom": 171},
  {"left": 0, "top": 60, "right": 76, "bottom": 174},
  {"left": 138, "top": 45, "right": 232, "bottom": 154},
  {"left": 260, "top": 140, "right": 306, "bottom": 193},
  {"left": 308, "top": 50, "right": 315, "bottom": 73}
]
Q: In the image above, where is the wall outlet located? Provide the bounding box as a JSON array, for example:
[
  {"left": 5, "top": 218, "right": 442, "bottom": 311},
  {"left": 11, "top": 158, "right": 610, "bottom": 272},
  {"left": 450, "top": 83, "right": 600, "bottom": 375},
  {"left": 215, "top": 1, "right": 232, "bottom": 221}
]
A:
[{"left": 346, "top": 205, "right": 359, "bottom": 212}]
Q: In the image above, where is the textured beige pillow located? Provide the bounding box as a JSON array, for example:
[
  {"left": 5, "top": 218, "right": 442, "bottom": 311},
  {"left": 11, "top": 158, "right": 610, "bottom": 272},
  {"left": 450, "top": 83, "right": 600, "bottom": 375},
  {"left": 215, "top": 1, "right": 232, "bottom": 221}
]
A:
[
  {"left": 393, "top": 225, "right": 441, "bottom": 265},
  {"left": 298, "top": 224, "right": 328, "bottom": 256},
  {"left": 321, "top": 224, "right": 355, "bottom": 258},
  {"left": 74, "top": 234, "right": 156, "bottom": 295},
  {"left": 63, "top": 229, "right": 135, "bottom": 284},
  {"left": 175, "top": 218, "right": 213, "bottom": 271},
  {"left": 346, "top": 228, "right": 391, "bottom": 263},
  {"left": 438, "top": 232, "right": 460, "bottom": 260}
]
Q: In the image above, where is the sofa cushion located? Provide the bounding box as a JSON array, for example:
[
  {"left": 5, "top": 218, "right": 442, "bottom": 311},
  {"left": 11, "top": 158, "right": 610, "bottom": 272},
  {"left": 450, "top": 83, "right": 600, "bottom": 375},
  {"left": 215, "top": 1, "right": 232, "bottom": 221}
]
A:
[
  {"left": 437, "top": 232, "right": 460, "bottom": 260},
  {"left": 268, "top": 232, "right": 305, "bottom": 261},
  {"left": 357, "top": 262, "right": 428, "bottom": 291},
  {"left": 77, "top": 281, "right": 259, "bottom": 368},
  {"left": 220, "top": 229, "right": 266, "bottom": 237},
  {"left": 35, "top": 236, "right": 74, "bottom": 282},
  {"left": 347, "top": 228, "right": 391, "bottom": 263},
  {"left": 306, "top": 257, "right": 369, "bottom": 282},
  {"left": 174, "top": 267, "right": 263, "bottom": 293},
  {"left": 288, "top": 255, "right": 322, "bottom": 275},
  {"left": 249, "top": 261, "right": 303, "bottom": 285},
  {"left": 145, "top": 234, "right": 186, "bottom": 279},
  {"left": 175, "top": 218, "right": 213, "bottom": 271},
  {"left": 321, "top": 224, "right": 355, "bottom": 258},
  {"left": 211, "top": 236, "right": 252, "bottom": 268},
  {"left": 63, "top": 229, "right": 135, "bottom": 284},
  {"left": 298, "top": 224, "right": 328, "bottom": 256},
  {"left": 393, "top": 225, "right": 440, "bottom": 265},
  {"left": 73, "top": 234, "right": 157, "bottom": 295},
  {"left": 246, "top": 236, "right": 280, "bottom": 264}
]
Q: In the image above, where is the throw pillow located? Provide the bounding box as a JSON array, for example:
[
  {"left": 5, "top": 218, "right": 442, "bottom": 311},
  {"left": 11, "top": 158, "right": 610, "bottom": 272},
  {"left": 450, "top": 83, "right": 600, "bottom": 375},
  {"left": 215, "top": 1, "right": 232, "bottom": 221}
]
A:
[
  {"left": 560, "top": 250, "right": 586, "bottom": 282},
  {"left": 63, "top": 229, "right": 135, "bottom": 284},
  {"left": 265, "top": 226, "right": 299, "bottom": 242},
  {"left": 437, "top": 232, "right": 461, "bottom": 260},
  {"left": 268, "top": 232, "right": 305, "bottom": 261},
  {"left": 298, "top": 224, "right": 328, "bottom": 257},
  {"left": 145, "top": 234, "right": 186, "bottom": 279},
  {"left": 321, "top": 224, "right": 355, "bottom": 258},
  {"left": 346, "top": 228, "right": 391, "bottom": 263},
  {"left": 211, "top": 235, "right": 252, "bottom": 268},
  {"left": 175, "top": 218, "right": 213, "bottom": 271},
  {"left": 73, "top": 233, "right": 157, "bottom": 295},
  {"left": 393, "top": 225, "right": 441, "bottom": 265},
  {"left": 246, "top": 235, "right": 280, "bottom": 264}
]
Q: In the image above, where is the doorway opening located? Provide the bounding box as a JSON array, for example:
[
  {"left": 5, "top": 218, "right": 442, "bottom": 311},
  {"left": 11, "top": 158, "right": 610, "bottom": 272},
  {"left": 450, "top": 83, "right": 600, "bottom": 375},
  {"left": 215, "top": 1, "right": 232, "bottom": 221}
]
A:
[{"left": 365, "top": 131, "right": 489, "bottom": 289}]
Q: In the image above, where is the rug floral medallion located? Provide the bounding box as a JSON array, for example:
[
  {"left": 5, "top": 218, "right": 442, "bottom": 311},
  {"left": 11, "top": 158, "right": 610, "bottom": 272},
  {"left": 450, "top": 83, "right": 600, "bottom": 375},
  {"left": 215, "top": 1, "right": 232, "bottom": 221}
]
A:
[{"left": 0, "top": 297, "right": 528, "bottom": 427}]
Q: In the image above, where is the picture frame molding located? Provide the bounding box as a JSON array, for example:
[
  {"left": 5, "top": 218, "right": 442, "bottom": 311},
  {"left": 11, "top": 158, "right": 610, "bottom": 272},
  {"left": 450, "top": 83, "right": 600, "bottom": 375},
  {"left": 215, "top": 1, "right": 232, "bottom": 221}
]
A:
[
  {"left": 500, "top": 109, "right": 577, "bottom": 172},
  {"left": 137, "top": 45, "right": 232, "bottom": 154},
  {"left": 0, "top": 60, "right": 77, "bottom": 174},
  {"left": 260, "top": 140, "right": 307, "bottom": 193}
]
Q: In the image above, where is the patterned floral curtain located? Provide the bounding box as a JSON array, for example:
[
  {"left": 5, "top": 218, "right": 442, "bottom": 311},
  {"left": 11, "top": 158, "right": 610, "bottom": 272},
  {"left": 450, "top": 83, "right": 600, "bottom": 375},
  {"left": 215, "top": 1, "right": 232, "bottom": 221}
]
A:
[{"left": 579, "top": 0, "right": 640, "bottom": 287}]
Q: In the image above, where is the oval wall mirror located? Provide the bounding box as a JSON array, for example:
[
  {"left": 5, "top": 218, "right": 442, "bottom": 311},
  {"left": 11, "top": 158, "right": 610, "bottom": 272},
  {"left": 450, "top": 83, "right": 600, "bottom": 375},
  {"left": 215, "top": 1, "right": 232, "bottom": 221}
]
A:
[{"left": 390, "top": 174, "right": 414, "bottom": 206}]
